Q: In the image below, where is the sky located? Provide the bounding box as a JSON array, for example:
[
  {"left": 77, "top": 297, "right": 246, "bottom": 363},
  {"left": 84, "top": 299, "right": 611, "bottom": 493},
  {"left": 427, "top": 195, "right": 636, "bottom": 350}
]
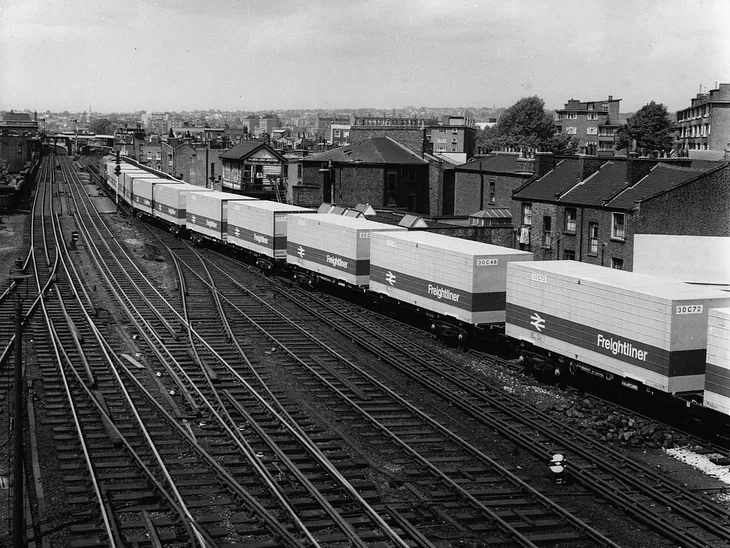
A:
[{"left": 1, "top": 0, "right": 729, "bottom": 115}]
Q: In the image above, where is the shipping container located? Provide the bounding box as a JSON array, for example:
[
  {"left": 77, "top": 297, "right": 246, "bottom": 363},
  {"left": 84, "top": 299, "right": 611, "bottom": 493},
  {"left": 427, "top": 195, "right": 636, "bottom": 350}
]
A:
[
  {"left": 118, "top": 168, "right": 150, "bottom": 206},
  {"left": 186, "top": 191, "right": 257, "bottom": 242},
  {"left": 227, "top": 200, "right": 315, "bottom": 259},
  {"left": 130, "top": 177, "right": 171, "bottom": 215},
  {"left": 505, "top": 261, "right": 730, "bottom": 394},
  {"left": 153, "top": 183, "right": 213, "bottom": 229},
  {"left": 704, "top": 307, "right": 730, "bottom": 416},
  {"left": 286, "top": 214, "right": 406, "bottom": 287},
  {"left": 370, "top": 231, "right": 533, "bottom": 325}
]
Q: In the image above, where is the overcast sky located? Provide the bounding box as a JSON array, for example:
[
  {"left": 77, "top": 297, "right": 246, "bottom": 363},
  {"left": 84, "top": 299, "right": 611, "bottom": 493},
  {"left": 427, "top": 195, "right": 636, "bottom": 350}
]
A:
[{"left": 2, "top": 0, "right": 729, "bottom": 115}]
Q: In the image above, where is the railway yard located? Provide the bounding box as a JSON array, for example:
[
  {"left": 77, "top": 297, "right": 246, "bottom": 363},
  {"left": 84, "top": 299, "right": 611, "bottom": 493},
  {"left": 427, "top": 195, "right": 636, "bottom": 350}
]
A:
[{"left": 2, "top": 151, "right": 730, "bottom": 547}]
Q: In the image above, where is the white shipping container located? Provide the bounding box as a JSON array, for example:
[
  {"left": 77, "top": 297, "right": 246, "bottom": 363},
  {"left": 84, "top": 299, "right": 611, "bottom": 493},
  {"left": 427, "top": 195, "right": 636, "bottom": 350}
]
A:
[
  {"left": 227, "top": 200, "right": 315, "bottom": 259},
  {"left": 119, "top": 168, "right": 150, "bottom": 206},
  {"left": 131, "top": 177, "right": 170, "bottom": 215},
  {"left": 505, "top": 261, "right": 730, "bottom": 393},
  {"left": 286, "top": 214, "right": 406, "bottom": 286},
  {"left": 153, "top": 183, "right": 212, "bottom": 228},
  {"left": 704, "top": 308, "right": 730, "bottom": 416},
  {"left": 186, "top": 191, "right": 257, "bottom": 241},
  {"left": 369, "top": 231, "right": 533, "bottom": 325}
]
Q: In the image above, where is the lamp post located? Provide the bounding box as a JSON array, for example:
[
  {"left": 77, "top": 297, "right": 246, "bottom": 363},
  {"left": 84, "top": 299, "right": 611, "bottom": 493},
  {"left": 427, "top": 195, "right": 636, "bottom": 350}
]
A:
[{"left": 11, "top": 258, "right": 31, "bottom": 547}]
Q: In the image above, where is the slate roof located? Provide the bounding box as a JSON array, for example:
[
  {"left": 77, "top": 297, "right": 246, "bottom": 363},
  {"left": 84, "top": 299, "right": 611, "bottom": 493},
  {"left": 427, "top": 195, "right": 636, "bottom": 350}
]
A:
[
  {"left": 455, "top": 153, "right": 523, "bottom": 174},
  {"left": 302, "top": 137, "right": 426, "bottom": 165},
  {"left": 2, "top": 111, "right": 32, "bottom": 122},
  {"left": 512, "top": 159, "right": 581, "bottom": 201},
  {"left": 605, "top": 164, "right": 712, "bottom": 210},
  {"left": 219, "top": 140, "right": 283, "bottom": 161},
  {"left": 558, "top": 161, "right": 629, "bottom": 206}
]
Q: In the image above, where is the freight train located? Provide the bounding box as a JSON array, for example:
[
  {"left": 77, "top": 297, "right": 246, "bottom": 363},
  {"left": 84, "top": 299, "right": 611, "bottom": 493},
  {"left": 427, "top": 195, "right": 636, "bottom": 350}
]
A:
[{"left": 103, "top": 158, "right": 730, "bottom": 423}]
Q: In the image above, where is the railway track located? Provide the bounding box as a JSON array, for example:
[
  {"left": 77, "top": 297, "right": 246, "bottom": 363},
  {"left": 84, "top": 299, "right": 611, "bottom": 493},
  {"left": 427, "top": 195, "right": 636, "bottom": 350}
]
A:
[{"left": 10, "top": 153, "right": 727, "bottom": 547}]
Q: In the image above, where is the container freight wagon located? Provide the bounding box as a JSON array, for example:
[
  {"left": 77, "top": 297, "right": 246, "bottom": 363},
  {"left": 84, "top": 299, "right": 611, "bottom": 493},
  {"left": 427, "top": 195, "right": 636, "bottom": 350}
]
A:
[
  {"left": 118, "top": 168, "right": 152, "bottom": 207},
  {"left": 227, "top": 201, "right": 316, "bottom": 264},
  {"left": 286, "top": 214, "right": 406, "bottom": 287},
  {"left": 186, "top": 191, "right": 257, "bottom": 243},
  {"left": 369, "top": 232, "right": 533, "bottom": 326},
  {"left": 130, "top": 177, "right": 172, "bottom": 216},
  {"left": 505, "top": 261, "right": 730, "bottom": 394},
  {"left": 153, "top": 183, "right": 213, "bottom": 231},
  {"left": 703, "top": 308, "right": 730, "bottom": 416}
]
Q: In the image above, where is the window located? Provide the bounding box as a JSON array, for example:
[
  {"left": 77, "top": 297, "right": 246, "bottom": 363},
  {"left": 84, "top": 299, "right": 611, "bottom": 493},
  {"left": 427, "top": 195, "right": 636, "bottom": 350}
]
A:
[
  {"left": 563, "top": 250, "right": 575, "bottom": 260},
  {"left": 611, "top": 257, "right": 624, "bottom": 270},
  {"left": 611, "top": 213, "right": 625, "bottom": 240},
  {"left": 542, "top": 216, "right": 552, "bottom": 248},
  {"left": 297, "top": 164, "right": 303, "bottom": 178},
  {"left": 555, "top": 114, "right": 562, "bottom": 121},
  {"left": 489, "top": 181, "right": 496, "bottom": 204},
  {"left": 334, "top": 129, "right": 341, "bottom": 137},
  {"left": 566, "top": 127, "right": 577, "bottom": 135},
  {"left": 452, "top": 128, "right": 458, "bottom": 134},
  {"left": 155, "top": 152, "right": 161, "bottom": 160},
  {"left": 564, "top": 208, "right": 576, "bottom": 233},
  {"left": 522, "top": 203, "right": 532, "bottom": 226},
  {"left": 588, "top": 103, "right": 594, "bottom": 111},
  {"left": 452, "top": 137, "right": 458, "bottom": 144},
  {"left": 437, "top": 137, "right": 447, "bottom": 143},
  {"left": 588, "top": 223, "right": 599, "bottom": 254},
  {"left": 567, "top": 113, "right": 577, "bottom": 120},
  {"left": 587, "top": 127, "right": 598, "bottom": 135},
  {"left": 601, "top": 103, "right": 609, "bottom": 110},
  {"left": 587, "top": 113, "right": 598, "bottom": 120}
]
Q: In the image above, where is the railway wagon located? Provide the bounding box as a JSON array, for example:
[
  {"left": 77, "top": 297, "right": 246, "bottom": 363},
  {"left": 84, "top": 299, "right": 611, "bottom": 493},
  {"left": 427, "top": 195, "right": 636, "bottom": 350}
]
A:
[
  {"left": 369, "top": 231, "right": 533, "bottom": 327},
  {"left": 186, "top": 191, "right": 257, "bottom": 243},
  {"left": 286, "top": 213, "right": 406, "bottom": 287},
  {"left": 153, "top": 183, "right": 213, "bottom": 231},
  {"left": 117, "top": 168, "right": 152, "bottom": 207},
  {"left": 131, "top": 177, "right": 175, "bottom": 216},
  {"left": 505, "top": 261, "right": 730, "bottom": 394},
  {"left": 703, "top": 308, "right": 730, "bottom": 416},
  {"left": 227, "top": 200, "right": 316, "bottom": 269}
]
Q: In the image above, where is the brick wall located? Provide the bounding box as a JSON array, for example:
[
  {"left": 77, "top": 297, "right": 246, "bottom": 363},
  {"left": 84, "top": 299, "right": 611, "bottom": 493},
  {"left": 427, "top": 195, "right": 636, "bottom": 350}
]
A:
[
  {"left": 349, "top": 127, "right": 425, "bottom": 155},
  {"left": 635, "top": 165, "right": 730, "bottom": 236},
  {"left": 425, "top": 226, "right": 515, "bottom": 247},
  {"left": 453, "top": 171, "right": 529, "bottom": 215}
]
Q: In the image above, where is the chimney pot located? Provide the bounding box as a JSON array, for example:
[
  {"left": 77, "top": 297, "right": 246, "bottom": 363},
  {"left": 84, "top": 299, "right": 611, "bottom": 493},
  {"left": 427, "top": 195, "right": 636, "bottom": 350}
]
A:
[{"left": 608, "top": 95, "right": 613, "bottom": 101}]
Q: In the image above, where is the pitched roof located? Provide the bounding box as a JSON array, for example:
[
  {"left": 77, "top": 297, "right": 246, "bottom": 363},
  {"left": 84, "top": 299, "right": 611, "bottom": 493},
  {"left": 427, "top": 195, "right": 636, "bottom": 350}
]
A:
[
  {"left": 2, "top": 111, "right": 32, "bottom": 122},
  {"left": 605, "top": 163, "right": 712, "bottom": 210},
  {"left": 513, "top": 159, "right": 580, "bottom": 201},
  {"left": 455, "top": 153, "right": 523, "bottom": 174},
  {"left": 303, "top": 137, "right": 426, "bottom": 165},
  {"left": 558, "top": 161, "right": 629, "bottom": 206},
  {"left": 219, "top": 140, "right": 274, "bottom": 160}
]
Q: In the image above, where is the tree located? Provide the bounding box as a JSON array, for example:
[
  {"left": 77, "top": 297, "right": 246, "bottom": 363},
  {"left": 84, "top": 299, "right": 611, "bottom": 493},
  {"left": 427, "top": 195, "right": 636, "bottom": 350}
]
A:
[
  {"left": 614, "top": 101, "right": 673, "bottom": 155},
  {"left": 475, "top": 96, "right": 577, "bottom": 154},
  {"left": 89, "top": 118, "right": 118, "bottom": 135}
]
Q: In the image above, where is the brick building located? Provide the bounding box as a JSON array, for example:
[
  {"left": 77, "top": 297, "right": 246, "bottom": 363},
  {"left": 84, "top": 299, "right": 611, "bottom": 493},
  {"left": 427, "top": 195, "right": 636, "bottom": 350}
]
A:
[
  {"left": 554, "top": 96, "right": 621, "bottom": 155},
  {"left": 424, "top": 115, "right": 477, "bottom": 163},
  {"left": 172, "top": 143, "right": 225, "bottom": 189},
  {"left": 448, "top": 152, "right": 553, "bottom": 216},
  {"left": 511, "top": 155, "right": 726, "bottom": 270},
  {"left": 0, "top": 111, "right": 40, "bottom": 172},
  {"left": 297, "top": 137, "right": 429, "bottom": 212},
  {"left": 349, "top": 116, "right": 434, "bottom": 156},
  {"left": 675, "top": 83, "right": 730, "bottom": 154}
]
